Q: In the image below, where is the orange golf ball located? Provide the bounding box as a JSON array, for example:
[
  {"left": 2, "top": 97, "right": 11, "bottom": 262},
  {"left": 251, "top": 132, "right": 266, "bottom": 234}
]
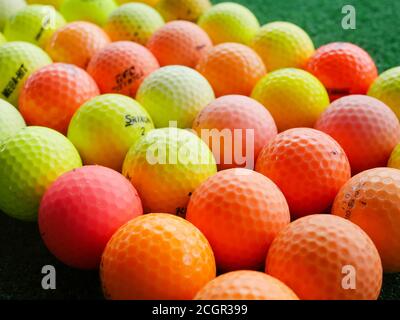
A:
[
  {"left": 87, "top": 41, "right": 160, "bottom": 98},
  {"left": 46, "top": 21, "right": 111, "bottom": 69},
  {"left": 266, "top": 214, "right": 382, "bottom": 300},
  {"left": 256, "top": 128, "right": 351, "bottom": 218},
  {"left": 19, "top": 63, "right": 100, "bottom": 134},
  {"left": 195, "top": 271, "right": 298, "bottom": 300},
  {"left": 147, "top": 20, "right": 212, "bottom": 68},
  {"left": 196, "top": 43, "right": 266, "bottom": 97},
  {"left": 186, "top": 168, "right": 290, "bottom": 272},
  {"left": 101, "top": 214, "right": 216, "bottom": 300}
]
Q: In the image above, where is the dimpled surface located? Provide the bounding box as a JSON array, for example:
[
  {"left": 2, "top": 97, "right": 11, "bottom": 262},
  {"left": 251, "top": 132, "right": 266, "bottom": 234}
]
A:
[
  {"left": 147, "top": 21, "right": 212, "bottom": 68},
  {"left": 368, "top": 67, "right": 400, "bottom": 119},
  {"left": 101, "top": 213, "right": 216, "bottom": 300},
  {"left": 315, "top": 95, "right": 400, "bottom": 174},
  {"left": 198, "top": 2, "right": 259, "bottom": 45},
  {"left": 68, "top": 94, "right": 154, "bottom": 172},
  {"left": 19, "top": 63, "right": 100, "bottom": 134},
  {"left": 60, "top": 0, "right": 118, "bottom": 26},
  {"left": 123, "top": 128, "right": 217, "bottom": 215},
  {"left": 193, "top": 95, "right": 277, "bottom": 170},
  {"left": 0, "top": 99, "right": 26, "bottom": 142},
  {"left": 251, "top": 21, "right": 315, "bottom": 71},
  {"left": 197, "top": 43, "right": 266, "bottom": 97},
  {"left": 389, "top": 144, "right": 400, "bottom": 168},
  {"left": 306, "top": 42, "right": 378, "bottom": 101},
  {"left": 46, "top": 21, "right": 111, "bottom": 68},
  {"left": 195, "top": 271, "right": 298, "bottom": 300},
  {"left": 0, "top": 41, "right": 51, "bottom": 106},
  {"left": 256, "top": 128, "right": 351, "bottom": 218},
  {"left": 332, "top": 168, "right": 400, "bottom": 272},
  {"left": 266, "top": 214, "right": 382, "bottom": 300},
  {"left": 187, "top": 169, "right": 290, "bottom": 271},
  {"left": 156, "top": 0, "right": 211, "bottom": 22},
  {"left": 4, "top": 5, "right": 66, "bottom": 48},
  {"left": 104, "top": 3, "right": 165, "bottom": 45},
  {"left": 0, "top": 127, "right": 82, "bottom": 221},
  {"left": 87, "top": 41, "right": 159, "bottom": 98},
  {"left": 0, "top": 0, "right": 26, "bottom": 31},
  {"left": 251, "top": 68, "right": 330, "bottom": 131},
  {"left": 136, "top": 66, "right": 214, "bottom": 128},
  {"left": 39, "top": 165, "right": 143, "bottom": 269}
]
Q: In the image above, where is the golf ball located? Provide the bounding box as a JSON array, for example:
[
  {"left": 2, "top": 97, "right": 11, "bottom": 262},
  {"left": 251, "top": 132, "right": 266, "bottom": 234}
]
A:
[
  {"left": 368, "top": 66, "right": 400, "bottom": 119},
  {"left": 266, "top": 214, "right": 382, "bottom": 300},
  {"left": 39, "top": 165, "right": 143, "bottom": 269},
  {"left": 306, "top": 42, "right": 378, "bottom": 101},
  {"left": 68, "top": 94, "right": 154, "bottom": 172},
  {"left": 46, "top": 21, "right": 111, "bottom": 69},
  {"left": 122, "top": 128, "right": 217, "bottom": 215},
  {"left": 197, "top": 43, "right": 266, "bottom": 97},
  {"left": 101, "top": 214, "right": 216, "bottom": 300},
  {"left": 104, "top": 3, "right": 165, "bottom": 45},
  {"left": 252, "top": 21, "right": 315, "bottom": 71},
  {"left": 198, "top": 2, "right": 260, "bottom": 45},
  {"left": 4, "top": 4, "right": 65, "bottom": 48},
  {"left": 0, "top": 41, "right": 52, "bottom": 106},
  {"left": 147, "top": 20, "right": 212, "bottom": 68},
  {"left": 0, "top": 99, "right": 26, "bottom": 143},
  {"left": 332, "top": 168, "right": 400, "bottom": 272},
  {"left": 186, "top": 168, "right": 290, "bottom": 271},
  {"left": 256, "top": 128, "right": 351, "bottom": 218},
  {"left": 251, "top": 68, "right": 330, "bottom": 131},
  {"left": 156, "top": 0, "right": 211, "bottom": 22},
  {"left": 315, "top": 95, "right": 400, "bottom": 174},
  {"left": 195, "top": 271, "right": 298, "bottom": 300},
  {"left": 136, "top": 66, "right": 215, "bottom": 128},
  {"left": 0, "top": 0, "right": 26, "bottom": 31},
  {"left": 19, "top": 63, "right": 100, "bottom": 134},
  {"left": 60, "top": 0, "right": 118, "bottom": 26},
  {"left": 0, "top": 126, "right": 82, "bottom": 221},
  {"left": 388, "top": 143, "right": 400, "bottom": 168},
  {"left": 192, "top": 95, "right": 277, "bottom": 170},
  {"left": 87, "top": 41, "right": 160, "bottom": 98}
]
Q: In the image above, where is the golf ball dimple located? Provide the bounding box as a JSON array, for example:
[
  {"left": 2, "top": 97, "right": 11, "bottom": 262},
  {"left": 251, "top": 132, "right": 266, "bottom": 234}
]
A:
[
  {"left": 147, "top": 20, "right": 212, "bottom": 68},
  {"left": 186, "top": 168, "right": 290, "bottom": 271},
  {"left": 0, "top": 99, "right": 26, "bottom": 143},
  {"left": 251, "top": 68, "right": 330, "bottom": 131},
  {"left": 198, "top": 2, "right": 260, "bottom": 45},
  {"left": 67, "top": 94, "right": 155, "bottom": 172},
  {"left": 266, "top": 214, "right": 382, "bottom": 300},
  {"left": 136, "top": 66, "right": 215, "bottom": 129},
  {"left": 252, "top": 21, "right": 315, "bottom": 71},
  {"left": 256, "top": 128, "right": 351, "bottom": 218},
  {"left": 39, "top": 165, "right": 143, "bottom": 270},
  {"left": 0, "top": 126, "right": 82, "bottom": 221},
  {"left": 332, "top": 168, "right": 400, "bottom": 273},
  {"left": 19, "top": 63, "right": 100, "bottom": 134},
  {"left": 87, "top": 41, "right": 160, "bottom": 98},
  {"left": 46, "top": 21, "right": 111, "bottom": 69},
  {"left": 101, "top": 213, "right": 216, "bottom": 300},
  {"left": 104, "top": 3, "right": 165, "bottom": 45},
  {"left": 368, "top": 66, "right": 400, "bottom": 119},
  {"left": 306, "top": 42, "right": 378, "bottom": 101},
  {"left": 0, "top": 41, "right": 52, "bottom": 106},
  {"left": 122, "top": 128, "right": 217, "bottom": 215},
  {"left": 315, "top": 95, "right": 400, "bottom": 174},
  {"left": 156, "top": 0, "right": 211, "bottom": 22},
  {"left": 0, "top": 0, "right": 27, "bottom": 31},
  {"left": 197, "top": 43, "right": 266, "bottom": 97},
  {"left": 4, "top": 4, "right": 66, "bottom": 48},
  {"left": 195, "top": 271, "right": 299, "bottom": 300}
]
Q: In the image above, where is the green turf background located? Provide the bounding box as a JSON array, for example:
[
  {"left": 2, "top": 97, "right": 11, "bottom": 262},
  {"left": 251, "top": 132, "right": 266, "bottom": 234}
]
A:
[{"left": 1, "top": 0, "right": 399, "bottom": 299}]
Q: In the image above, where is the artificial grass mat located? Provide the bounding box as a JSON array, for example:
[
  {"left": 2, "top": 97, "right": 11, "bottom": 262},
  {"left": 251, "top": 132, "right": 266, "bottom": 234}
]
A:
[{"left": 1, "top": 0, "right": 399, "bottom": 299}]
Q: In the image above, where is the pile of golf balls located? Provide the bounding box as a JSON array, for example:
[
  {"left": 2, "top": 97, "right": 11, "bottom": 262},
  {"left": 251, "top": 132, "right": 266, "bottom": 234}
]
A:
[{"left": 1, "top": 0, "right": 399, "bottom": 301}]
